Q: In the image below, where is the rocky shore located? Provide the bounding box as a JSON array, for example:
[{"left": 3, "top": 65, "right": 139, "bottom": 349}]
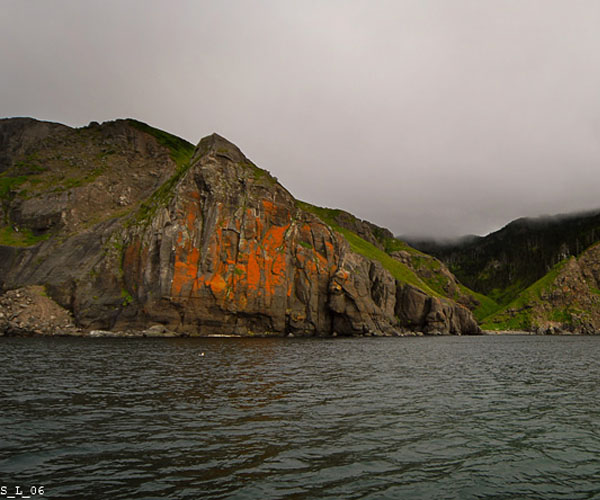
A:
[
  {"left": 0, "top": 285, "right": 79, "bottom": 336},
  {"left": 0, "top": 286, "right": 470, "bottom": 338},
  {"left": 0, "top": 285, "right": 591, "bottom": 338},
  {"left": 482, "top": 328, "right": 598, "bottom": 336},
  {"left": 0, "top": 286, "right": 179, "bottom": 337}
]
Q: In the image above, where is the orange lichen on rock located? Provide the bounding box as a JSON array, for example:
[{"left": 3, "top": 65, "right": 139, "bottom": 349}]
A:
[
  {"left": 186, "top": 209, "right": 196, "bottom": 229},
  {"left": 324, "top": 240, "right": 335, "bottom": 257},
  {"left": 246, "top": 244, "right": 261, "bottom": 290},
  {"left": 169, "top": 204, "right": 204, "bottom": 296},
  {"left": 263, "top": 223, "right": 288, "bottom": 253},
  {"left": 170, "top": 205, "right": 203, "bottom": 297},
  {"left": 256, "top": 217, "right": 263, "bottom": 240},
  {"left": 303, "top": 255, "right": 318, "bottom": 276},
  {"left": 206, "top": 273, "right": 227, "bottom": 295},
  {"left": 170, "top": 199, "right": 295, "bottom": 308},
  {"left": 294, "top": 248, "right": 319, "bottom": 279},
  {"left": 171, "top": 239, "right": 200, "bottom": 297},
  {"left": 314, "top": 249, "right": 329, "bottom": 271},
  {"left": 262, "top": 199, "right": 291, "bottom": 227},
  {"left": 262, "top": 199, "right": 276, "bottom": 214},
  {"left": 262, "top": 224, "right": 290, "bottom": 292},
  {"left": 123, "top": 240, "right": 141, "bottom": 275},
  {"left": 271, "top": 251, "right": 286, "bottom": 277},
  {"left": 194, "top": 225, "right": 230, "bottom": 300}
]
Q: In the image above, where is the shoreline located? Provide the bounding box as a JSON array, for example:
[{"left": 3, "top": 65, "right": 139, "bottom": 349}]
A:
[
  {"left": 482, "top": 330, "right": 534, "bottom": 335},
  {"left": 2, "top": 329, "right": 598, "bottom": 338}
]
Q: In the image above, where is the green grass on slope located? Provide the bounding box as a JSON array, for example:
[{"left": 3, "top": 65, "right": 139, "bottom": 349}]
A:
[
  {"left": 296, "top": 202, "right": 341, "bottom": 227},
  {"left": 383, "top": 237, "right": 428, "bottom": 256},
  {"left": 127, "top": 120, "right": 196, "bottom": 224},
  {"left": 0, "top": 225, "right": 50, "bottom": 247},
  {"left": 486, "top": 280, "right": 527, "bottom": 307},
  {"left": 481, "top": 259, "right": 569, "bottom": 330},
  {"left": 386, "top": 234, "right": 500, "bottom": 319},
  {"left": 458, "top": 284, "right": 500, "bottom": 322},
  {"left": 0, "top": 175, "right": 29, "bottom": 201},
  {"left": 127, "top": 119, "right": 195, "bottom": 168},
  {"left": 338, "top": 226, "right": 441, "bottom": 296},
  {"left": 297, "top": 201, "right": 439, "bottom": 296}
]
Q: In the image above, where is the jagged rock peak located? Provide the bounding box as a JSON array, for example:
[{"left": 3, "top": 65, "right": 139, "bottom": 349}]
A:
[{"left": 193, "top": 132, "right": 247, "bottom": 164}]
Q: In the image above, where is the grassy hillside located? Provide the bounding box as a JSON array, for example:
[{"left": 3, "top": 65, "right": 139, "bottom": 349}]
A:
[
  {"left": 480, "top": 259, "right": 569, "bottom": 330},
  {"left": 459, "top": 285, "right": 499, "bottom": 322},
  {"left": 297, "top": 201, "right": 441, "bottom": 296},
  {"left": 126, "top": 119, "right": 195, "bottom": 168},
  {"left": 127, "top": 121, "right": 196, "bottom": 225}
]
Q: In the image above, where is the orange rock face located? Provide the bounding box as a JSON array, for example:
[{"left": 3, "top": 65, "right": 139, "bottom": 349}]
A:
[{"left": 122, "top": 134, "right": 355, "bottom": 336}]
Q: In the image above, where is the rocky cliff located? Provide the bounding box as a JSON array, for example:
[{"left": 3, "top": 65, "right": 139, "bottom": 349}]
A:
[{"left": 0, "top": 118, "right": 480, "bottom": 336}]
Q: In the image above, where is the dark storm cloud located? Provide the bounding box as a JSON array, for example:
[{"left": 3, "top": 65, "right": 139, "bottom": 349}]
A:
[{"left": 2, "top": 0, "right": 600, "bottom": 237}]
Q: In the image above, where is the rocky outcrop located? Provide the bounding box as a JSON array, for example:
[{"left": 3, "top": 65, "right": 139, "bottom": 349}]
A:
[
  {"left": 391, "top": 250, "right": 479, "bottom": 310},
  {"left": 0, "top": 285, "right": 184, "bottom": 337},
  {"left": 0, "top": 117, "right": 69, "bottom": 173},
  {"left": 328, "top": 256, "right": 399, "bottom": 336},
  {"left": 395, "top": 284, "right": 480, "bottom": 335},
  {"left": 0, "top": 286, "right": 78, "bottom": 336},
  {"left": 117, "top": 134, "right": 480, "bottom": 336},
  {"left": 1, "top": 119, "right": 178, "bottom": 235},
  {"left": 0, "top": 118, "right": 480, "bottom": 337}
]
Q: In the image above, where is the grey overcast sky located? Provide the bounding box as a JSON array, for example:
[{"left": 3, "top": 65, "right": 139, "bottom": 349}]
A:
[{"left": 2, "top": 0, "right": 600, "bottom": 238}]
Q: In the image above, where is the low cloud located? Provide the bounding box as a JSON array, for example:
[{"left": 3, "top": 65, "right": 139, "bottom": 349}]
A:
[{"left": 2, "top": 0, "right": 599, "bottom": 238}]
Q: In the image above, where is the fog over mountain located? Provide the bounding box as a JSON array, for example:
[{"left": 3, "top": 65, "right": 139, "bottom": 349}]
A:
[{"left": 2, "top": 0, "right": 600, "bottom": 238}]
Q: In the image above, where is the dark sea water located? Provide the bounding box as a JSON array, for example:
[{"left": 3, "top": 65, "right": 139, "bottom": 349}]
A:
[{"left": 1, "top": 335, "right": 600, "bottom": 499}]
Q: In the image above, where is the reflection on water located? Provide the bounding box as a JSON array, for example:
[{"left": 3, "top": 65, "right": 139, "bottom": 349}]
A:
[{"left": 2, "top": 336, "right": 600, "bottom": 499}]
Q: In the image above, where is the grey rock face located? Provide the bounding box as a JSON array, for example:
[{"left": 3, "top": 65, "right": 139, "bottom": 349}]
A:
[
  {"left": 0, "top": 117, "right": 69, "bottom": 173},
  {"left": 396, "top": 284, "right": 480, "bottom": 335}
]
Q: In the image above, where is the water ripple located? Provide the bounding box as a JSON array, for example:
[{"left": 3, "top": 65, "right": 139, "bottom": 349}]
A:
[{"left": 2, "top": 336, "right": 600, "bottom": 499}]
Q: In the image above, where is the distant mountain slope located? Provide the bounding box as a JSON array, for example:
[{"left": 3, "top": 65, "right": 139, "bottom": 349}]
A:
[
  {"left": 406, "top": 210, "right": 600, "bottom": 305},
  {"left": 482, "top": 242, "right": 600, "bottom": 334},
  {"left": 0, "top": 117, "right": 479, "bottom": 336}
]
